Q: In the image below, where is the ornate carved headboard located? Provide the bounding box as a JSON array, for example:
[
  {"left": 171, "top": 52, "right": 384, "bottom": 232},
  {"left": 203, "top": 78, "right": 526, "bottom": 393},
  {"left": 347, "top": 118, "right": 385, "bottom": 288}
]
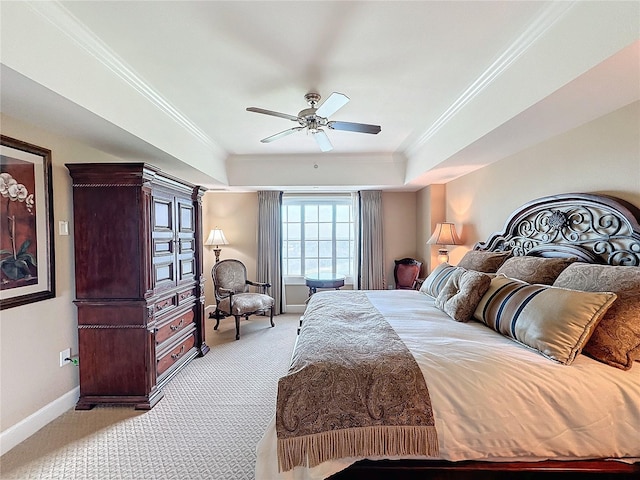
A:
[{"left": 474, "top": 193, "right": 640, "bottom": 266}]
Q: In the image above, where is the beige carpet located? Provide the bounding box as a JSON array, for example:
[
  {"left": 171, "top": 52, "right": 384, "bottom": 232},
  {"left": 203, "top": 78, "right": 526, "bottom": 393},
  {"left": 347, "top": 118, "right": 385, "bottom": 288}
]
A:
[{"left": 1, "top": 313, "right": 300, "bottom": 480}]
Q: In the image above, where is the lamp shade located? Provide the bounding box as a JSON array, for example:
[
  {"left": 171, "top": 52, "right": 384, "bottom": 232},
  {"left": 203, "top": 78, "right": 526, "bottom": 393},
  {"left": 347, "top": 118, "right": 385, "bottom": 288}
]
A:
[
  {"left": 427, "top": 222, "right": 461, "bottom": 246},
  {"left": 204, "top": 228, "right": 229, "bottom": 247}
]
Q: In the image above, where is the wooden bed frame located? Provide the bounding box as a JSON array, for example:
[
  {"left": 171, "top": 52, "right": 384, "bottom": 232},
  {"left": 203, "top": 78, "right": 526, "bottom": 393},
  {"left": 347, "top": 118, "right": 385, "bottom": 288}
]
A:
[{"left": 329, "top": 192, "right": 640, "bottom": 479}]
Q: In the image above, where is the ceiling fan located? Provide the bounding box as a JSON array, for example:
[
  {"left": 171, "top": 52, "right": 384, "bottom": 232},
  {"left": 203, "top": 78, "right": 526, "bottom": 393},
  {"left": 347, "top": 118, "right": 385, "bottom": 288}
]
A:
[{"left": 246, "top": 92, "right": 381, "bottom": 152}]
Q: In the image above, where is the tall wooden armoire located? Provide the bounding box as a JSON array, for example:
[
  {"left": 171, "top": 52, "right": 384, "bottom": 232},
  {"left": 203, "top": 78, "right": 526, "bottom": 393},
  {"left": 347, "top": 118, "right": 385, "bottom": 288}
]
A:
[{"left": 66, "top": 163, "right": 209, "bottom": 410}]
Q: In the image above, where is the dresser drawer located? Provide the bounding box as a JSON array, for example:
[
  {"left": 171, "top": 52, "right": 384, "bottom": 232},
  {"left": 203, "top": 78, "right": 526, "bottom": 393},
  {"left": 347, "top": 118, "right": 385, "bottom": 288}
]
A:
[
  {"left": 155, "top": 307, "right": 195, "bottom": 345},
  {"left": 157, "top": 330, "right": 196, "bottom": 376}
]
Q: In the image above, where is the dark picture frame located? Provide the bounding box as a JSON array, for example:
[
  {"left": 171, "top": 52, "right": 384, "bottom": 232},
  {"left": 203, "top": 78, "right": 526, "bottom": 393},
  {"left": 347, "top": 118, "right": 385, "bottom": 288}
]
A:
[{"left": 0, "top": 135, "right": 55, "bottom": 309}]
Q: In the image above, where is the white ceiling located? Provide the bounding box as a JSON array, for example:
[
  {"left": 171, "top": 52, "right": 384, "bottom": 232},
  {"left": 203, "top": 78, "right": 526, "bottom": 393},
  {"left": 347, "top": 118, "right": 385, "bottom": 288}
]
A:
[{"left": 1, "top": 1, "right": 639, "bottom": 191}]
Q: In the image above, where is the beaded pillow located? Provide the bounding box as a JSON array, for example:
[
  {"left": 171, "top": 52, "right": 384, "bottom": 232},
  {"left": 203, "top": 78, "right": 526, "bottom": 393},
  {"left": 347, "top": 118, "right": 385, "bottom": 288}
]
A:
[{"left": 474, "top": 275, "right": 617, "bottom": 365}]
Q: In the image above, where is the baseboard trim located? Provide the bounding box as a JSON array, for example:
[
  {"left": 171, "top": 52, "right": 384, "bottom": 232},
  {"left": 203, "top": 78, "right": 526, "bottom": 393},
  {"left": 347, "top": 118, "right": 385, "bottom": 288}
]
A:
[
  {"left": 285, "top": 304, "right": 306, "bottom": 313},
  {"left": 1, "top": 386, "right": 79, "bottom": 456}
]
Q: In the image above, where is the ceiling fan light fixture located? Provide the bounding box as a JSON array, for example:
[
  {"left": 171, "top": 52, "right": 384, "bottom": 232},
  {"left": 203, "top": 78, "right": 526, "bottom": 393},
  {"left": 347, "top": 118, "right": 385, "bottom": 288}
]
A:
[{"left": 246, "top": 91, "right": 381, "bottom": 152}]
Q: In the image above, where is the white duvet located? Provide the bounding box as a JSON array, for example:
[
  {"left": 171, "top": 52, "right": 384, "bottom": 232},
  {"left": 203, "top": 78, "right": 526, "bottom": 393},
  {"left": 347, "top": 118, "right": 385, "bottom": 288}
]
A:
[{"left": 256, "top": 290, "right": 640, "bottom": 480}]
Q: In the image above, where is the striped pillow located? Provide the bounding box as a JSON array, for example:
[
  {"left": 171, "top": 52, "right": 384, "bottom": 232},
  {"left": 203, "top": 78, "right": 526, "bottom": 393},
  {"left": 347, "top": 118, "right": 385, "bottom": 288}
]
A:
[
  {"left": 473, "top": 275, "right": 617, "bottom": 365},
  {"left": 420, "top": 263, "right": 458, "bottom": 298}
]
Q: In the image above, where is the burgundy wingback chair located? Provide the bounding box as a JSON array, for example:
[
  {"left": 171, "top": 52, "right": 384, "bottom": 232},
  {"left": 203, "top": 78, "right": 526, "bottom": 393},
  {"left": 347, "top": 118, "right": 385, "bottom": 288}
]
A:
[{"left": 394, "top": 258, "right": 422, "bottom": 290}]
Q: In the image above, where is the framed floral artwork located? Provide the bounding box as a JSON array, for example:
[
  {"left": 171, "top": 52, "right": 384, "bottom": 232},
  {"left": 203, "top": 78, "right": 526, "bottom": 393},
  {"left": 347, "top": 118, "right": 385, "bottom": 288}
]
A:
[{"left": 0, "top": 135, "right": 55, "bottom": 309}]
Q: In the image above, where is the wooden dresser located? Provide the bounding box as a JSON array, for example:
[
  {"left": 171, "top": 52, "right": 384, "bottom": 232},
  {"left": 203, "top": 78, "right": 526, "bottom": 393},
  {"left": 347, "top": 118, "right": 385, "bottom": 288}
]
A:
[{"left": 66, "top": 163, "right": 209, "bottom": 410}]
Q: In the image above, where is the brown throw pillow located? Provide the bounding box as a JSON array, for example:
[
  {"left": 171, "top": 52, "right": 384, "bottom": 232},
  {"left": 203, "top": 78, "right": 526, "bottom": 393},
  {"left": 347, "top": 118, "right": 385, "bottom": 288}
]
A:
[
  {"left": 457, "top": 250, "right": 512, "bottom": 273},
  {"left": 553, "top": 263, "right": 640, "bottom": 370},
  {"left": 435, "top": 269, "right": 491, "bottom": 322},
  {"left": 496, "top": 256, "right": 577, "bottom": 285}
]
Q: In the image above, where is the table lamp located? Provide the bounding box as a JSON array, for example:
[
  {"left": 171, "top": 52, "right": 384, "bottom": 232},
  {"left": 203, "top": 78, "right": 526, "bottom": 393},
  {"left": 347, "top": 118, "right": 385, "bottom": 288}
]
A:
[
  {"left": 427, "top": 222, "right": 461, "bottom": 264},
  {"left": 205, "top": 228, "right": 229, "bottom": 263}
]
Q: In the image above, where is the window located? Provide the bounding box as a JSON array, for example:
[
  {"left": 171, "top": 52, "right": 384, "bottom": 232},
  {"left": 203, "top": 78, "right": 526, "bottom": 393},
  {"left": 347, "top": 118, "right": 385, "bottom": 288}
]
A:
[{"left": 282, "top": 195, "right": 355, "bottom": 280}]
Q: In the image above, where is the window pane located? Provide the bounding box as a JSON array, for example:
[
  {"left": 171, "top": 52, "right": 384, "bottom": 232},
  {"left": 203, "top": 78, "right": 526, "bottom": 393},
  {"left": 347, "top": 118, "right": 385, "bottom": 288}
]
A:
[
  {"left": 287, "top": 240, "right": 301, "bottom": 257},
  {"left": 335, "top": 223, "right": 350, "bottom": 240},
  {"left": 305, "top": 240, "right": 318, "bottom": 257},
  {"left": 287, "top": 259, "right": 301, "bottom": 275},
  {"left": 287, "top": 223, "right": 301, "bottom": 240},
  {"left": 287, "top": 205, "right": 301, "bottom": 222},
  {"left": 305, "top": 223, "right": 318, "bottom": 240},
  {"left": 319, "top": 205, "right": 333, "bottom": 222},
  {"left": 336, "top": 205, "right": 350, "bottom": 222},
  {"left": 319, "top": 258, "right": 332, "bottom": 273},
  {"left": 336, "top": 240, "right": 350, "bottom": 257},
  {"left": 336, "top": 259, "right": 350, "bottom": 276},
  {"left": 319, "top": 240, "right": 333, "bottom": 257},
  {"left": 304, "top": 205, "right": 318, "bottom": 222},
  {"left": 305, "top": 259, "right": 319, "bottom": 276},
  {"left": 318, "top": 222, "right": 332, "bottom": 240}
]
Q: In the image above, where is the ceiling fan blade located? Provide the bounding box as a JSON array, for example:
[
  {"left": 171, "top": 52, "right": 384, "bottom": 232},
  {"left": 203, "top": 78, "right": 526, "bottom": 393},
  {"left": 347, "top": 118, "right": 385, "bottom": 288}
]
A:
[
  {"left": 315, "top": 92, "right": 349, "bottom": 118},
  {"left": 247, "top": 107, "right": 299, "bottom": 122},
  {"left": 261, "top": 127, "right": 305, "bottom": 143},
  {"left": 328, "top": 121, "right": 381, "bottom": 135},
  {"left": 312, "top": 129, "right": 333, "bottom": 152}
]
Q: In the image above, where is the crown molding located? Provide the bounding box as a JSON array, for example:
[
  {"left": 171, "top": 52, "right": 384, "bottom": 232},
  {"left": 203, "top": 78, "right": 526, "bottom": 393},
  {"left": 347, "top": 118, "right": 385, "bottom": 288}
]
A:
[
  {"left": 406, "top": 1, "right": 575, "bottom": 157},
  {"left": 25, "top": 0, "right": 217, "bottom": 149}
]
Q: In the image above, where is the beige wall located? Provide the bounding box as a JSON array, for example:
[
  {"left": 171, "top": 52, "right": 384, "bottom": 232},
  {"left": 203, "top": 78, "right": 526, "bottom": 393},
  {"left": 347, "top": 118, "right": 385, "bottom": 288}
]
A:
[
  {"left": 444, "top": 101, "right": 640, "bottom": 265},
  {"left": 0, "top": 114, "right": 129, "bottom": 437},
  {"left": 416, "top": 184, "right": 446, "bottom": 274},
  {"left": 201, "top": 192, "right": 258, "bottom": 309},
  {"left": 382, "top": 192, "right": 419, "bottom": 288}
]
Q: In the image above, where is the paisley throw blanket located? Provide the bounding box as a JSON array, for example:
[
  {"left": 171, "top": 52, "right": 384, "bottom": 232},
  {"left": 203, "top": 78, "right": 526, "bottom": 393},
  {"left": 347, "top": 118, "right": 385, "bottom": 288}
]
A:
[{"left": 276, "top": 290, "right": 438, "bottom": 472}]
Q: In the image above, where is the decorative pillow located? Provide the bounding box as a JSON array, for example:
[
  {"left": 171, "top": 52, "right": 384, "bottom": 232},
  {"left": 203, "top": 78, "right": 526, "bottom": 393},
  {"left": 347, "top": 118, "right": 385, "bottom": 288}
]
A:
[
  {"left": 457, "top": 250, "right": 512, "bottom": 273},
  {"left": 473, "top": 275, "right": 617, "bottom": 365},
  {"left": 435, "top": 269, "right": 491, "bottom": 322},
  {"left": 419, "top": 263, "right": 457, "bottom": 298},
  {"left": 496, "top": 256, "right": 577, "bottom": 285},
  {"left": 554, "top": 264, "right": 640, "bottom": 370}
]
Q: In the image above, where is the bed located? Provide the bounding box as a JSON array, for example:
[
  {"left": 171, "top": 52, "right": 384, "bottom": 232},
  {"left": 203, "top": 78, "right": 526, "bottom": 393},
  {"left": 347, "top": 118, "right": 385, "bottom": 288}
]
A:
[{"left": 256, "top": 192, "right": 640, "bottom": 479}]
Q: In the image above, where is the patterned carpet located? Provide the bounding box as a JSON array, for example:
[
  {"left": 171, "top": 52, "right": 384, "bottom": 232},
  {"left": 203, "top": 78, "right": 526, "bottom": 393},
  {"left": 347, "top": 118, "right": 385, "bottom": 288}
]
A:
[{"left": 0, "top": 313, "right": 300, "bottom": 480}]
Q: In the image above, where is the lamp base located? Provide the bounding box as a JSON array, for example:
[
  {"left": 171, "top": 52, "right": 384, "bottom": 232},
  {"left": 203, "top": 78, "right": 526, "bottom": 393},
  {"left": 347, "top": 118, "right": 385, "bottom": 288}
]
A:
[
  {"left": 437, "top": 248, "right": 449, "bottom": 264},
  {"left": 214, "top": 248, "right": 222, "bottom": 263}
]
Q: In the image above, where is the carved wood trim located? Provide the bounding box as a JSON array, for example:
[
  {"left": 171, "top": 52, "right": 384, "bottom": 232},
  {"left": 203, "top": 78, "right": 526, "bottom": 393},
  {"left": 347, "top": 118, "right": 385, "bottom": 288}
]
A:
[{"left": 474, "top": 193, "right": 640, "bottom": 266}]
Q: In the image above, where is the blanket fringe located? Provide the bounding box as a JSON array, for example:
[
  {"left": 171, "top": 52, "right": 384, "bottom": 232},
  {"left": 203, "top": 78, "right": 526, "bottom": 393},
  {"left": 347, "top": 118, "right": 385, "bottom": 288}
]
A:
[{"left": 277, "top": 425, "right": 439, "bottom": 472}]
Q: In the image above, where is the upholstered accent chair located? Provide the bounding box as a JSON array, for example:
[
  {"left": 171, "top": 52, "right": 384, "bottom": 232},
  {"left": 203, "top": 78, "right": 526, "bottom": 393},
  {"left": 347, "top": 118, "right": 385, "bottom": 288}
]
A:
[
  {"left": 394, "top": 258, "right": 423, "bottom": 290},
  {"left": 211, "top": 259, "right": 275, "bottom": 340}
]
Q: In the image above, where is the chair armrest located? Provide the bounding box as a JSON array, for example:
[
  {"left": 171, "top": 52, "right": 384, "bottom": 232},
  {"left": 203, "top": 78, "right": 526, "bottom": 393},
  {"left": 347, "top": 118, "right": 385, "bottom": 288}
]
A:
[
  {"left": 247, "top": 280, "right": 271, "bottom": 288},
  {"left": 218, "top": 287, "right": 234, "bottom": 297},
  {"left": 246, "top": 280, "right": 271, "bottom": 294}
]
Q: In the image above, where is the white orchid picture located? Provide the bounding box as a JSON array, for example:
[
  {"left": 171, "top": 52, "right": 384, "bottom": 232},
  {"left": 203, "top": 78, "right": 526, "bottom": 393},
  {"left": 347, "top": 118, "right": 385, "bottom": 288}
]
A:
[
  {"left": 0, "top": 171, "right": 37, "bottom": 283},
  {"left": 1, "top": 135, "right": 55, "bottom": 309}
]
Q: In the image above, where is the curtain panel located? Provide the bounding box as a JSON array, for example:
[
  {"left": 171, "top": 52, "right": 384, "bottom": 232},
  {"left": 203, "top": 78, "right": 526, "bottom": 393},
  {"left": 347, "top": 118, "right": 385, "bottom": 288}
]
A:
[
  {"left": 358, "top": 190, "right": 385, "bottom": 290},
  {"left": 257, "top": 191, "right": 283, "bottom": 314}
]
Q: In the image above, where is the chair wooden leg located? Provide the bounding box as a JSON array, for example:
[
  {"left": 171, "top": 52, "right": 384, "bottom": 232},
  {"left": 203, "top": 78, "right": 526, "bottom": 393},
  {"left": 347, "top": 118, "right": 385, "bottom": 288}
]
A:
[
  {"left": 269, "top": 306, "right": 275, "bottom": 327},
  {"left": 214, "top": 310, "right": 221, "bottom": 330},
  {"left": 234, "top": 315, "right": 241, "bottom": 340}
]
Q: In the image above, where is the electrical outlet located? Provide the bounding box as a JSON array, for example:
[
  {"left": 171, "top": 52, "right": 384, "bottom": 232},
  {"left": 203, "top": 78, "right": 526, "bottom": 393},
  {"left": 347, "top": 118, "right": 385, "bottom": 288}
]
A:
[{"left": 60, "top": 348, "right": 71, "bottom": 367}]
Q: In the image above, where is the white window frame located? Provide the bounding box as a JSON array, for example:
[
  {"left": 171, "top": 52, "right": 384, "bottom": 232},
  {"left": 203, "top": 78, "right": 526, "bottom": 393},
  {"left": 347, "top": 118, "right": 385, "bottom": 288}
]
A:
[{"left": 282, "top": 194, "right": 356, "bottom": 285}]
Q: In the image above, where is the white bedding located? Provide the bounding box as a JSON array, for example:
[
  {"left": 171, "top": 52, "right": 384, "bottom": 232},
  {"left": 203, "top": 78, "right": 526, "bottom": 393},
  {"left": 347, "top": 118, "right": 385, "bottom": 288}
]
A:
[{"left": 256, "top": 290, "right": 640, "bottom": 480}]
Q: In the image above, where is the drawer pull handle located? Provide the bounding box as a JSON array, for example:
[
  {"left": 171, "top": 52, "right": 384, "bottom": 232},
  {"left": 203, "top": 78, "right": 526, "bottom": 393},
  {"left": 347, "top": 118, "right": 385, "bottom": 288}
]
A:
[
  {"left": 171, "top": 345, "right": 185, "bottom": 360},
  {"left": 170, "top": 319, "right": 184, "bottom": 331}
]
